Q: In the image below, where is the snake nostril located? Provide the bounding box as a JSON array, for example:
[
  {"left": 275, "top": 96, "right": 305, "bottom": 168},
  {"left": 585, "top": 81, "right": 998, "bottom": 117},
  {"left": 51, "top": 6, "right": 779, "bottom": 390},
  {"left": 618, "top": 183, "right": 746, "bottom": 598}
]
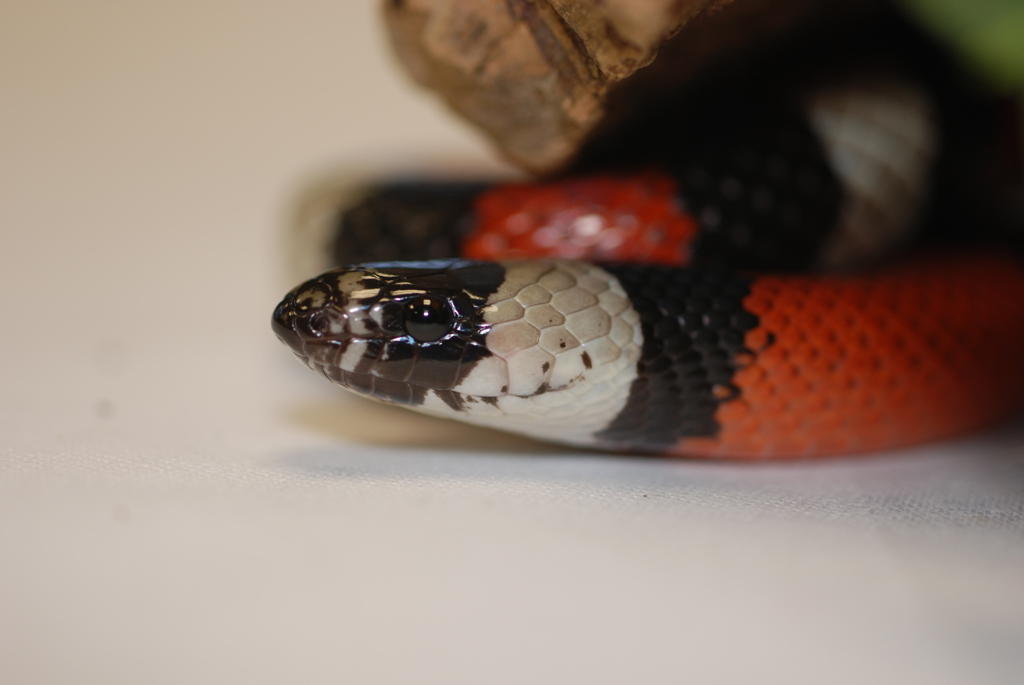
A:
[{"left": 299, "top": 310, "right": 332, "bottom": 338}]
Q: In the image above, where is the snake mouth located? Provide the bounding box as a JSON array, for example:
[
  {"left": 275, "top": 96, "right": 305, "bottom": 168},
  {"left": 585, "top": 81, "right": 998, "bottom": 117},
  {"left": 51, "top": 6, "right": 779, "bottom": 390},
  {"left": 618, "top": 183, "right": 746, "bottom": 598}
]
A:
[
  {"left": 310, "top": 359, "right": 426, "bottom": 405},
  {"left": 273, "top": 296, "right": 487, "bottom": 407},
  {"left": 272, "top": 295, "right": 367, "bottom": 376}
]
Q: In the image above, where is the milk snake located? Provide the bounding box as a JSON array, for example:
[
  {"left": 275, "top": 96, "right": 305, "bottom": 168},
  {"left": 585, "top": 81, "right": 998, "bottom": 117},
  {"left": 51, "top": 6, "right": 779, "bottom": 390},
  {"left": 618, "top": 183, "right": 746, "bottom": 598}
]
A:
[{"left": 272, "top": 12, "right": 1024, "bottom": 458}]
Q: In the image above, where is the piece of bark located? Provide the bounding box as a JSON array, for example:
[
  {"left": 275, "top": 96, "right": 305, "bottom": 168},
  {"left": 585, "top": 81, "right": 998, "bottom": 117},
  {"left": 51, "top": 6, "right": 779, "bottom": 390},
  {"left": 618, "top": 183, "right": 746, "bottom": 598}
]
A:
[{"left": 383, "top": 0, "right": 879, "bottom": 173}]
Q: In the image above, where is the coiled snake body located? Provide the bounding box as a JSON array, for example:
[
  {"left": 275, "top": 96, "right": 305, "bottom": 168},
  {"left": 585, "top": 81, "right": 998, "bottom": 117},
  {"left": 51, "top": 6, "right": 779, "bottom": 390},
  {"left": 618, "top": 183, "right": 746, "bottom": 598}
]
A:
[{"left": 273, "top": 23, "right": 1024, "bottom": 459}]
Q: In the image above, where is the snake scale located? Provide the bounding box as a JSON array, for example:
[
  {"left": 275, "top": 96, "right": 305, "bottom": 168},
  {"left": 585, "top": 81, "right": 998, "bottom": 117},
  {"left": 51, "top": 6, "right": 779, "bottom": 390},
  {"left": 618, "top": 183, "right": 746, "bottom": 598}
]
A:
[{"left": 273, "top": 11, "right": 1024, "bottom": 458}]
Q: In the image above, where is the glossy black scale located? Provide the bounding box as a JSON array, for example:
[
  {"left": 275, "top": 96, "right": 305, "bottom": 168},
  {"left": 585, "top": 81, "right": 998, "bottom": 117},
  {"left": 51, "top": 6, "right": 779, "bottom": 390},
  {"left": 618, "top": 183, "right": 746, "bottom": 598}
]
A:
[
  {"left": 575, "top": 72, "right": 845, "bottom": 272},
  {"left": 666, "top": 98, "right": 844, "bottom": 271},
  {"left": 329, "top": 181, "right": 488, "bottom": 265},
  {"left": 597, "top": 264, "right": 763, "bottom": 451},
  {"left": 272, "top": 259, "right": 505, "bottom": 409}
]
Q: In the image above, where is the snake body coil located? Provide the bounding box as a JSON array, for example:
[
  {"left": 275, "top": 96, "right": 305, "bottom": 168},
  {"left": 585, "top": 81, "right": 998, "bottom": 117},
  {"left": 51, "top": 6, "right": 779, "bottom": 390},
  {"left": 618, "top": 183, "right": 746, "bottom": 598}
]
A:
[
  {"left": 274, "top": 21, "right": 1024, "bottom": 459},
  {"left": 274, "top": 252, "right": 1024, "bottom": 458}
]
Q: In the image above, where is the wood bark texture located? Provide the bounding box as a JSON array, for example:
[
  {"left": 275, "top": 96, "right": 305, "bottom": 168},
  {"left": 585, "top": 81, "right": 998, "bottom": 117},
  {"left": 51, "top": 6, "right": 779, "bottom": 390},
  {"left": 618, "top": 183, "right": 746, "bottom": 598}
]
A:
[{"left": 383, "top": 0, "right": 878, "bottom": 173}]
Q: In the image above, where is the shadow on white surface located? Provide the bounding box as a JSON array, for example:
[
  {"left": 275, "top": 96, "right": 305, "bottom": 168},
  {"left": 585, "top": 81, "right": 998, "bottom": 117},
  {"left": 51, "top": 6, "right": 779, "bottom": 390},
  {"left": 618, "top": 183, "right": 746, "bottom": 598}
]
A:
[
  {"left": 283, "top": 395, "right": 564, "bottom": 454},
  {"left": 276, "top": 397, "right": 1024, "bottom": 532}
]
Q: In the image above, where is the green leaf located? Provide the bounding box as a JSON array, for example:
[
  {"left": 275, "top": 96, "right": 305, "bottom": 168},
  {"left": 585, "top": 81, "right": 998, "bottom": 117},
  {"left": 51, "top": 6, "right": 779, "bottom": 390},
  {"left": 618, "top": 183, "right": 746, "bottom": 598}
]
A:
[{"left": 903, "top": 0, "right": 1024, "bottom": 91}]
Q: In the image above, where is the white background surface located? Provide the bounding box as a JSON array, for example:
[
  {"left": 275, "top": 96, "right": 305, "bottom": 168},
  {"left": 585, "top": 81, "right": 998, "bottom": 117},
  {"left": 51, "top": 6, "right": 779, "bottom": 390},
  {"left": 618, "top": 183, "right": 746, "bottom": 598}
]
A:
[{"left": 2, "top": 2, "right": 1024, "bottom": 684}]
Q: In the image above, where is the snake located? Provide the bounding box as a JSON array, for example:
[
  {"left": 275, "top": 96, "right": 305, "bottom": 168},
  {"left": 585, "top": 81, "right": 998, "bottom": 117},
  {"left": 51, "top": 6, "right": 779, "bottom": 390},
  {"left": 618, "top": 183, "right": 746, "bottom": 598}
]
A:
[{"left": 272, "top": 13, "right": 1024, "bottom": 459}]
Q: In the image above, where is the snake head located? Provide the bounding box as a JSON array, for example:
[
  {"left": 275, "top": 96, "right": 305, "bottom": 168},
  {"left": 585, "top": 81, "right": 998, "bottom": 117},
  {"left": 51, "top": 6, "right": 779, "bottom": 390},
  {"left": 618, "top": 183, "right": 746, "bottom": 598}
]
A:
[
  {"left": 274, "top": 258, "right": 644, "bottom": 447},
  {"left": 272, "top": 259, "right": 505, "bottom": 407}
]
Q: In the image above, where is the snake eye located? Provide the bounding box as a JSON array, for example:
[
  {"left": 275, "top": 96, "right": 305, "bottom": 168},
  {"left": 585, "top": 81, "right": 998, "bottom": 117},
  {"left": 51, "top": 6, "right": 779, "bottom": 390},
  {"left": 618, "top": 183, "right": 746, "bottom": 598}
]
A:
[{"left": 403, "top": 296, "right": 453, "bottom": 342}]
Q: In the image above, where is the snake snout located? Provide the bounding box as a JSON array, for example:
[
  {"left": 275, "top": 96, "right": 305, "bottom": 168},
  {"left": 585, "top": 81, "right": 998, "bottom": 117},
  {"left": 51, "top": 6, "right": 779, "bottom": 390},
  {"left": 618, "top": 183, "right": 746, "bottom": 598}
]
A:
[
  {"left": 271, "top": 297, "right": 304, "bottom": 354},
  {"left": 272, "top": 277, "right": 349, "bottom": 358},
  {"left": 272, "top": 269, "right": 392, "bottom": 367}
]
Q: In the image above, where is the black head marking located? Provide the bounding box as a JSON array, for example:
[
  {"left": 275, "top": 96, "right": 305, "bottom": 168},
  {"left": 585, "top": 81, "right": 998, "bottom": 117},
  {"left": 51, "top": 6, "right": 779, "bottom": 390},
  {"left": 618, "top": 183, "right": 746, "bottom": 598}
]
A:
[
  {"left": 329, "top": 181, "right": 488, "bottom": 265},
  {"left": 273, "top": 259, "right": 506, "bottom": 406}
]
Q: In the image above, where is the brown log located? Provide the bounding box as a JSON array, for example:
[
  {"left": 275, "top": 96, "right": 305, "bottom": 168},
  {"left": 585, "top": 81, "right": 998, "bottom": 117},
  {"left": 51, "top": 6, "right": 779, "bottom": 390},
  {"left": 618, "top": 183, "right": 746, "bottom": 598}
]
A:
[{"left": 382, "top": 0, "right": 879, "bottom": 173}]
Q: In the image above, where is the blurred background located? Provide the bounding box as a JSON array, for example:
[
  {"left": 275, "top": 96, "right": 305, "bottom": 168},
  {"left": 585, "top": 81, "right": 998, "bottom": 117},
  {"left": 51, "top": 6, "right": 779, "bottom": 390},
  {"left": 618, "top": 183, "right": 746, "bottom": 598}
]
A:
[
  {"left": 907, "top": 0, "right": 1024, "bottom": 91},
  {"left": 1, "top": 2, "right": 1023, "bottom": 684}
]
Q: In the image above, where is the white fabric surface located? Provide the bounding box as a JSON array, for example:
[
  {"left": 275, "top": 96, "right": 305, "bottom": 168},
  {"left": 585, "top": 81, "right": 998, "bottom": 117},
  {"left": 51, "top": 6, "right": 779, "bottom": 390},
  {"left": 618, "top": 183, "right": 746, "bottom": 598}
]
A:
[{"left": 2, "top": 3, "right": 1023, "bottom": 684}]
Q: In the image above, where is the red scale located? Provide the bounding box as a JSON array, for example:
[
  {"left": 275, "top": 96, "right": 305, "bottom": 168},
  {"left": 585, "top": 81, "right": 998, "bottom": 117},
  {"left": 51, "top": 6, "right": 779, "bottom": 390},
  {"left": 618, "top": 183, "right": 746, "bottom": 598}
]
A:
[{"left": 465, "top": 171, "right": 699, "bottom": 266}]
